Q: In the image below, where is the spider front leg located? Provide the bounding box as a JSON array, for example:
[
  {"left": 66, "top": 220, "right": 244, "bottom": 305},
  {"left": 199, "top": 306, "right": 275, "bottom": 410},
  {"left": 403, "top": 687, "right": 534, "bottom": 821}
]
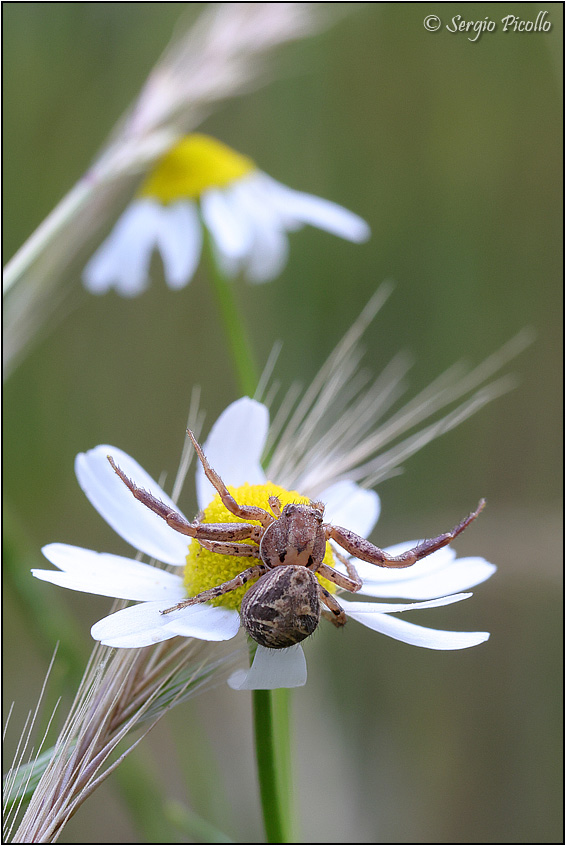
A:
[
  {"left": 328, "top": 499, "right": 486, "bottom": 569},
  {"left": 161, "top": 563, "right": 268, "bottom": 614},
  {"left": 107, "top": 456, "right": 259, "bottom": 542},
  {"left": 187, "top": 429, "right": 274, "bottom": 528}
]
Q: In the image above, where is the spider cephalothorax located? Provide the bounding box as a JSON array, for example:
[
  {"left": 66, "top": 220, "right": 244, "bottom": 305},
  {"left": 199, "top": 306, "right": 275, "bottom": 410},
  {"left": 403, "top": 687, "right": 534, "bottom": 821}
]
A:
[{"left": 108, "top": 430, "right": 485, "bottom": 649}]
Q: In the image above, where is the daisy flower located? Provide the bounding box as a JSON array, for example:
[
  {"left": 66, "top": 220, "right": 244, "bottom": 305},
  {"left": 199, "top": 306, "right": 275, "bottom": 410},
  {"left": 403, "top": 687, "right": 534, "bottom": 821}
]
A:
[
  {"left": 33, "top": 397, "right": 496, "bottom": 691},
  {"left": 83, "top": 134, "right": 370, "bottom": 296}
]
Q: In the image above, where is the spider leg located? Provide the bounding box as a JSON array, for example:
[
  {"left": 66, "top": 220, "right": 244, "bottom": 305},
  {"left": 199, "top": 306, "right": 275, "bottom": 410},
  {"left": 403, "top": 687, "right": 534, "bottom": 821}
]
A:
[
  {"left": 332, "top": 545, "right": 364, "bottom": 588},
  {"left": 318, "top": 560, "right": 362, "bottom": 593},
  {"left": 197, "top": 539, "right": 261, "bottom": 558},
  {"left": 161, "top": 563, "right": 268, "bottom": 614},
  {"left": 187, "top": 429, "right": 274, "bottom": 528},
  {"left": 327, "top": 499, "right": 486, "bottom": 569},
  {"left": 108, "top": 456, "right": 258, "bottom": 541},
  {"left": 321, "top": 607, "right": 338, "bottom": 625},
  {"left": 319, "top": 585, "right": 347, "bottom": 627}
]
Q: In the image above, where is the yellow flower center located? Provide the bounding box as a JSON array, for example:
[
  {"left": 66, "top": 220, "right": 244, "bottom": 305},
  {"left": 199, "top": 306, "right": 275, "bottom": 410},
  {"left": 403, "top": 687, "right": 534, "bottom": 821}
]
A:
[
  {"left": 184, "top": 482, "right": 337, "bottom": 611},
  {"left": 138, "top": 134, "right": 256, "bottom": 203}
]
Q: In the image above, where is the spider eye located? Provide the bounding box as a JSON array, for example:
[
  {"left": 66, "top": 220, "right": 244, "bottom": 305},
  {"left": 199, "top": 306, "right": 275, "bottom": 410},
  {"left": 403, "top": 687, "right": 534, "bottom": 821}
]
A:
[{"left": 309, "top": 501, "right": 325, "bottom": 518}]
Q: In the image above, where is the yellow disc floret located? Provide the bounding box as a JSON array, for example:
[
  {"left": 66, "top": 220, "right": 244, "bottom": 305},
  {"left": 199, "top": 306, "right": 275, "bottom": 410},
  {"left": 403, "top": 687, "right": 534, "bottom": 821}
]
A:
[
  {"left": 138, "top": 134, "right": 256, "bottom": 203},
  {"left": 184, "top": 482, "right": 337, "bottom": 611}
]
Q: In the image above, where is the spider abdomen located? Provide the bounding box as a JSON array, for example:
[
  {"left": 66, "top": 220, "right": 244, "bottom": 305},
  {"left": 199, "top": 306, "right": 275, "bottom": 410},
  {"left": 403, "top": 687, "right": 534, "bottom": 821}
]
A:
[{"left": 240, "top": 565, "right": 321, "bottom": 649}]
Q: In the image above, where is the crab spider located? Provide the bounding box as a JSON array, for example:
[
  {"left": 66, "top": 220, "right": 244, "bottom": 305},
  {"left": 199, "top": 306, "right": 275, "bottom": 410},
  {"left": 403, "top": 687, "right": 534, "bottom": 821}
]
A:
[{"left": 108, "top": 431, "right": 485, "bottom": 649}]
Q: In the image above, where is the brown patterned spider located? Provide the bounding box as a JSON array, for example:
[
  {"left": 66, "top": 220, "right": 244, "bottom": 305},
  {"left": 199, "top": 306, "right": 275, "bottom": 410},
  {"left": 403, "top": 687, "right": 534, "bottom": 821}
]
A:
[{"left": 108, "top": 430, "right": 485, "bottom": 649}]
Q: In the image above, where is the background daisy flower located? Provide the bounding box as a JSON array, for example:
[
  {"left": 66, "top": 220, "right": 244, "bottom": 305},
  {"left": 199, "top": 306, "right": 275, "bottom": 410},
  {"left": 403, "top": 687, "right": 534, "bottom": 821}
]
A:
[
  {"left": 33, "top": 397, "right": 495, "bottom": 690},
  {"left": 83, "top": 134, "right": 370, "bottom": 296}
]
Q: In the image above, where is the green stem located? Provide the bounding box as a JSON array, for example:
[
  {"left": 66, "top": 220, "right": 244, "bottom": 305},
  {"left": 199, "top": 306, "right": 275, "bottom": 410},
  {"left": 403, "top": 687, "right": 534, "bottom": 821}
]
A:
[
  {"left": 202, "top": 228, "right": 259, "bottom": 397},
  {"left": 252, "top": 689, "right": 294, "bottom": 843},
  {"left": 202, "top": 224, "right": 293, "bottom": 840},
  {"left": 249, "top": 641, "right": 296, "bottom": 843},
  {"left": 272, "top": 687, "right": 293, "bottom": 825}
]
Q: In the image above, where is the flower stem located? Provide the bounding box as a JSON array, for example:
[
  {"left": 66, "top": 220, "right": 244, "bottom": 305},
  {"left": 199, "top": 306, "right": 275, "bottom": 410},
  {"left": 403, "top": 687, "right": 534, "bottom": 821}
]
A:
[
  {"left": 272, "top": 687, "right": 293, "bottom": 823},
  {"left": 252, "top": 687, "right": 296, "bottom": 843},
  {"left": 202, "top": 227, "right": 259, "bottom": 398}
]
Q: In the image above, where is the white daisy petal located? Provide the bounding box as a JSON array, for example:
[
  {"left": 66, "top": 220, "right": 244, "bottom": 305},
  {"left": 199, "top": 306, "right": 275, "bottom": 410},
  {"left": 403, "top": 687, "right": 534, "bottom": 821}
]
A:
[
  {"left": 245, "top": 222, "right": 289, "bottom": 284},
  {"left": 92, "top": 597, "right": 240, "bottom": 648},
  {"left": 91, "top": 601, "right": 182, "bottom": 648},
  {"left": 237, "top": 172, "right": 300, "bottom": 230},
  {"left": 75, "top": 445, "right": 190, "bottom": 565},
  {"left": 35, "top": 544, "right": 185, "bottom": 601},
  {"left": 227, "top": 644, "right": 307, "bottom": 690},
  {"left": 230, "top": 173, "right": 281, "bottom": 226},
  {"left": 201, "top": 187, "right": 254, "bottom": 259},
  {"left": 227, "top": 175, "right": 289, "bottom": 282},
  {"left": 162, "top": 603, "right": 241, "bottom": 641},
  {"left": 344, "top": 608, "right": 490, "bottom": 650},
  {"left": 156, "top": 200, "right": 202, "bottom": 289},
  {"left": 196, "top": 398, "right": 268, "bottom": 509},
  {"left": 83, "top": 199, "right": 163, "bottom": 297},
  {"left": 340, "top": 593, "right": 473, "bottom": 616},
  {"left": 261, "top": 175, "right": 371, "bottom": 243},
  {"left": 321, "top": 480, "right": 380, "bottom": 538},
  {"left": 357, "top": 556, "right": 497, "bottom": 600}
]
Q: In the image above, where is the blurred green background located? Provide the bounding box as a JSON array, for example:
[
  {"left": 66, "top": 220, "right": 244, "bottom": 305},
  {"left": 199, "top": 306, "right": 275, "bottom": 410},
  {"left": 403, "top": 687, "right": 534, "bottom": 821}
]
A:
[{"left": 3, "top": 3, "right": 562, "bottom": 843}]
